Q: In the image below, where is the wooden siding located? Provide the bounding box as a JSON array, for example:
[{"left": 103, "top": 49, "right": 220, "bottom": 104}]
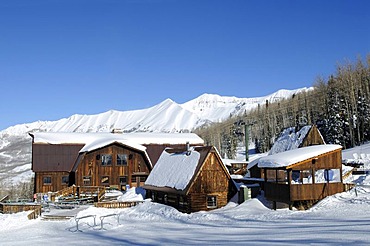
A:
[
  {"left": 75, "top": 144, "right": 150, "bottom": 190},
  {"left": 300, "top": 125, "right": 325, "bottom": 147},
  {"left": 288, "top": 149, "right": 342, "bottom": 170},
  {"left": 290, "top": 183, "right": 344, "bottom": 201},
  {"left": 0, "top": 203, "right": 41, "bottom": 214},
  {"left": 264, "top": 182, "right": 344, "bottom": 203},
  {"left": 34, "top": 171, "right": 70, "bottom": 193},
  {"left": 187, "top": 151, "right": 232, "bottom": 212}
]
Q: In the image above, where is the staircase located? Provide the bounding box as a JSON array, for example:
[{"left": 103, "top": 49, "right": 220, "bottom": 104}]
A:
[{"left": 54, "top": 186, "right": 106, "bottom": 203}]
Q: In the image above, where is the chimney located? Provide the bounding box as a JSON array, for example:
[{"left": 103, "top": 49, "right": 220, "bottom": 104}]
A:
[
  {"left": 186, "top": 141, "right": 191, "bottom": 156},
  {"left": 111, "top": 128, "right": 123, "bottom": 134}
]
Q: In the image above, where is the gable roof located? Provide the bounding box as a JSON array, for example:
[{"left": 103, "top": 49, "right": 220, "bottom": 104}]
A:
[
  {"left": 144, "top": 147, "right": 201, "bottom": 190},
  {"left": 258, "top": 144, "right": 342, "bottom": 169},
  {"left": 269, "top": 125, "right": 325, "bottom": 155},
  {"left": 144, "top": 146, "right": 222, "bottom": 193},
  {"left": 79, "top": 138, "right": 146, "bottom": 153},
  {"left": 31, "top": 144, "right": 84, "bottom": 172},
  {"left": 71, "top": 141, "right": 153, "bottom": 172}
]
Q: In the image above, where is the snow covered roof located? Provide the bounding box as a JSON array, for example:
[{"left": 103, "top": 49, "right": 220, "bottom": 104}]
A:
[
  {"left": 258, "top": 144, "right": 342, "bottom": 168},
  {"left": 222, "top": 158, "right": 248, "bottom": 167},
  {"left": 30, "top": 132, "right": 204, "bottom": 145},
  {"left": 144, "top": 147, "right": 201, "bottom": 190},
  {"left": 79, "top": 139, "right": 147, "bottom": 153},
  {"left": 269, "top": 126, "right": 312, "bottom": 155},
  {"left": 77, "top": 138, "right": 152, "bottom": 168}
]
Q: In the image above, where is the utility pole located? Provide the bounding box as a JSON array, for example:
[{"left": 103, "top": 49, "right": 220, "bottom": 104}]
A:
[{"left": 245, "top": 123, "right": 249, "bottom": 161}]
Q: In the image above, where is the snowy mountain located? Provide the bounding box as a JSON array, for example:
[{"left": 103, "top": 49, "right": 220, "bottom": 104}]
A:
[{"left": 0, "top": 88, "right": 311, "bottom": 186}]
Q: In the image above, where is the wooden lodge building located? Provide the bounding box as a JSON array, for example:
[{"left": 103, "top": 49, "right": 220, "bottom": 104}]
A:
[
  {"left": 30, "top": 132, "right": 204, "bottom": 194},
  {"left": 143, "top": 146, "right": 237, "bottom": 213},
  {"left": 258, "top": 144, "right": 344, "bottom": 209}
]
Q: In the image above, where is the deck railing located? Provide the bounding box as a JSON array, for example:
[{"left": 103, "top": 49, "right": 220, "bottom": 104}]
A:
[
  {"left": 27, "top": 205, "right": 42, "bottom": 220},
  {"left": 79, "top": 186, "right": 106, "bottom": 202},
  {"left": 264, "top": 182, "right": 344, "bottom": 203},
  {"left": 55, "top": 185, "right": 77, "bottom": 198},
  {"left": 94, "top": 201, "right": 142, "bottom": 209}
]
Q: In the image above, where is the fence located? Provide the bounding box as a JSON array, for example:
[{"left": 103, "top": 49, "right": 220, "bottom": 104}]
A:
[
  {"left": 94, "top": 201, "right": 142, "bottom": 209},
  {"left": 27, "top": 206, "right": 42, "bottom": 220}
]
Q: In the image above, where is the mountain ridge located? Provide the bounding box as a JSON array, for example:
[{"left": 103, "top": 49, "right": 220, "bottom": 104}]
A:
[
  {"left": 0, "top": 88, "right": 311, "bottom": 136},
  {"left": 0, "top": 87, "right": 311, "bottom": 185}
]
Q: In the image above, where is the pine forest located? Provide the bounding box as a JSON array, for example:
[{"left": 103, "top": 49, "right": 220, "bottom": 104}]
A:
[{"left": 195, "top": 55, "right": 370, "bottom": 159}]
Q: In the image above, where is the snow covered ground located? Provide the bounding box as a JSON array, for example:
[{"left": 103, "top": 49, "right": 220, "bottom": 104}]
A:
[
  {"left": 2, "top": 146, "right": 370, "bottom": 245},
  {"left": 1, "top": 183, "right": 370, "bottom": 245}
]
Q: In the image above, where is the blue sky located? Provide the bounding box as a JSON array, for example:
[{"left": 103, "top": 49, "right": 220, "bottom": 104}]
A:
[{"left": 1, "top": 0, "right": 369, "bottom": 130}]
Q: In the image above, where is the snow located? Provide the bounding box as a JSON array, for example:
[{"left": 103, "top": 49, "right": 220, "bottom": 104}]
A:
[
  {"left": 258, "top": 144, "right": 342, "bottom": 168},
  {"left": 144, "top": 148, "right": 200, "bottom": 190},
  {"left": 117, "top": 187, "right": 146, "bottom": 202},
  {"left": 2, "top": 184, "right": 370, "bottom": 245},
  {"left": 269, "top": 125, "right": 312, "bottom": 155},
  {"left": 3, "top": 144, "right": 370, "bottom": 245},
  {"left": 31, "top": 132, "right": 204, "bottom": 146},
  {"left": 1, "top": 88, "right": 310, "bottom": 135},
  {"left": 342, "top": 143, "right": 370, "bottom": 169},
  {"left": 181, "top": 88, "right": 312, "bottom": 123},
  {"left": 222, "top": 158, "right": 248, "bottom": 167},
  {"left": 79, "top": 138, "right": 146, "bottom": 153}
]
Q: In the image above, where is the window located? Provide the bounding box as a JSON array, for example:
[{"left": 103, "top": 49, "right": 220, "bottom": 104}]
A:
[
  {"left": 101, "top": 176, "right": 110, "bottom": 185},
  {"left": 266, "top": 169, "right": 276, "bottom": 182},
  {"left": 61, "top": 176, "right": 69, "bottom": 185},
  {"left": 101, "top": 154, "right": 112, "bottom": 166},
  {"left": 117, "top": 154, "right": 128, "bottom": 166},
  {"left": 207, "top": 196, "right": 217, "bottom": 208},
  {"left": 277, "top": 170, "right": 288, "bottom": 184},
  {"left": 43, "top": 176, "right": 51, "bottom": 185},
  {"left": 179, "top": 196, "right": 186, "bottom": 208},
  {"left": 316, "top": 169, "right": 341, "bottom": 183},
  {"left": 119, "top": 176, "right": 127, "bottom": 185},
  {"left": 83, "top": 176, "right": 91, "bottom": 185},
  {"left": 301, "top": 170, "right": 312, "bottom": 184},
  {"left": 291, "top": 170, "right": 301, "bottom": 183}
]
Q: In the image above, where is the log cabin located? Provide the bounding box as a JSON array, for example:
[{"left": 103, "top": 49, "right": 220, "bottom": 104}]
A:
[
  {"left": 143, "top": 146, "right": 237, "bottom": 213},
  {"left": 30, "top": 132, "right": 204, "bottom": 194},
  {"left": 248, "top": 125, "right": 325, "bottom": 180},
  {"left": 258, "top": 144, "right": 343, "bottom": 209}
]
